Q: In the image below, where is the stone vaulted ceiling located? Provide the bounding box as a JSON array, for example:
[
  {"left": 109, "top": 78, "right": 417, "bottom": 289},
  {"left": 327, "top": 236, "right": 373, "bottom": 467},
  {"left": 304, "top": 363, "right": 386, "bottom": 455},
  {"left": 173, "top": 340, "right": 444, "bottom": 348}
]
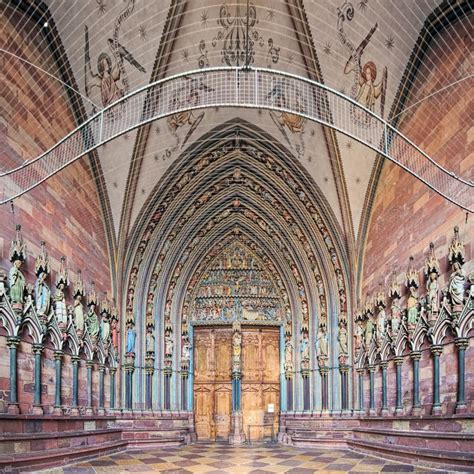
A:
[{"left": 2, "top": 0, "right": 472, "bottom": 267}]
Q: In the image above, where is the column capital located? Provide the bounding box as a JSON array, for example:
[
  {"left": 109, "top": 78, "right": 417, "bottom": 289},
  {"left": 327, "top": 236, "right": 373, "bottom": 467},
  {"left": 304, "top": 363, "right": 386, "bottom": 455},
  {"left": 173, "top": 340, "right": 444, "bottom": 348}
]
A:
[
  {"left": 125, "top": 363, "right": 135, "bottom": 374},
  {"left": 430, "top": 345, "right": 443, "bottom": 356},
  {"left": 368, "top": 365, "right": 376, "bottom": 373},
  {"left": 86, "top": 360, "right": 95, "bottom": 369},
  {"left": 319, "top": 367, "right": 329, "bottom": 376},
  {"left": 98, "top": 364, "right": 106, "bottom": 372},
  {"left": 410, "top": 350, "right": 422, "bottom": 361},
  {"left": 109, "top": 367, "right": 117, "bottom": 375},
  {"left": 339, "top": 365, "right": 350, "bottom": 374},
  {"left": 6, "top": 336, "right": 20, "bottom": 348},
  {"left": 32, "top": 343, "right": 44, "bottom": 355},
  {"left": 394, "top": 356, "right": 404, "bottom": 365},
  {"left": 71, "top": 355, "right": 81, "bottom": 364},
  {"left": 455, "top": 338, "right": 469, "bottom": 350},
  {"left": 356, "top": 367, "right": 365, "bottom": 375},
  {"left": 54, "top": 350, "right": 63, "bottom": 361},
  {"left": 380, "top": 361, "right": 388, "bottom": 369}
]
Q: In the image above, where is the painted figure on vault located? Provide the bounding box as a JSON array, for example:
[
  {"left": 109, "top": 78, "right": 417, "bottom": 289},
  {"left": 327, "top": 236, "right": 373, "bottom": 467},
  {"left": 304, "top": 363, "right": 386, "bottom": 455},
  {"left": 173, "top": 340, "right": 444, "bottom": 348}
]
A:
[
  {"left": 84, "top": 0, "right": 146, "bottom": 110},
  {"left": 266, "top": 78, "right": 306, "bottom": 158},
  {"left": 338, "top": 2, "right": 388, "bottom": 123}
]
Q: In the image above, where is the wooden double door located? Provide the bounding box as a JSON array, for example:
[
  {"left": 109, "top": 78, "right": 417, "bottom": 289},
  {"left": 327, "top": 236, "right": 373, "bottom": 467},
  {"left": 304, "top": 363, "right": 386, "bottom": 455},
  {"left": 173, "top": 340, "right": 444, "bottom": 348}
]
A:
[{"left": 193, "top": 326, "right": 280, "bottom": 441}]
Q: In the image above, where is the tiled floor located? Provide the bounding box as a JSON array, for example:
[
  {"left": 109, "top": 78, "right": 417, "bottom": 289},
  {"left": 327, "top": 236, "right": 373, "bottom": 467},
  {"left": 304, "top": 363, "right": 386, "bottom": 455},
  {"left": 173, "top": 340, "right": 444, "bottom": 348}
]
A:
[{"left": 38, "top": 443, "right": 446, "bottom": 473}]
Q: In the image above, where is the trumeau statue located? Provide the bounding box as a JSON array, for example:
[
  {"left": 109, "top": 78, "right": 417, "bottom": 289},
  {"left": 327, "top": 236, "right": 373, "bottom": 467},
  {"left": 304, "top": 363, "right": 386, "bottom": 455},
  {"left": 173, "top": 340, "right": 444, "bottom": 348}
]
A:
[
  {"left": 73, "top": 270, "right": 85, "bottom": 336},
  {"left": 53, "top": 256, "right": 69, "bottom": 329},
  {"left": 34, "top": 241, "right": 51, "bottom": 318},
  {"left": 9, "top": 224, "right": 26, "bottom": 308},
  {"left": 284, "top": 337, "right": 293, "bottom": 374}
]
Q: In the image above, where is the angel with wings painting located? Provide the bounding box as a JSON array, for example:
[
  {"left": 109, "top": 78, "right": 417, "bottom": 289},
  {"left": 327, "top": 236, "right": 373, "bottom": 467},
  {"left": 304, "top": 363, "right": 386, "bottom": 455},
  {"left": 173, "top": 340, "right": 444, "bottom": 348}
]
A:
[
  {"left": 84, "top": 25, "right": 146, "bottom": 109},
  {"left": 343, "top": 23, "right": 388, "bottom": 119}
]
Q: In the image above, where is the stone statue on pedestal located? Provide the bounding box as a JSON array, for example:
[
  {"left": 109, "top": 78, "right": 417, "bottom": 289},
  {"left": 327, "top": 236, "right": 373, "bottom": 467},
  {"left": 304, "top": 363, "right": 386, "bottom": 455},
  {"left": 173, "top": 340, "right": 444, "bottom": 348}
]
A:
[
  {"left": 53, "top": 257, "right": 69, "bottom": 330},
  {"left": 34, "top": 241, "right": 51, "bottom": 318},
  {"left": 86, "top": 283, "right": 100, "bottom": 340},
  {"left": 73, "top": 270, "right": 85, "bottom": 337},
  {"left": 406, "top": 286, "right": 419, "bottom": 329},
  {"left": 9, "top": 225, "right": 26, "bottom": 309},
  {"left": 448, "top": 261, "right": 465, "bottom": 307},
  {"left": 126, "top": 322, "right": 136, "bottom": 354}
]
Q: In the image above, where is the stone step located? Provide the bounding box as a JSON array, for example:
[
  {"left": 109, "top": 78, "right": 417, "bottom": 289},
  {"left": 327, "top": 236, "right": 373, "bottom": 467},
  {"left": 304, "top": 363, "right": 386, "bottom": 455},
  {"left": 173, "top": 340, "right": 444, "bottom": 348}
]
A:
[
  {"left": 0, "top": 439, "right": 127, "bottom": 472},
  {"left": 348, "top": 437, "right": 474, "bottom": 472}
]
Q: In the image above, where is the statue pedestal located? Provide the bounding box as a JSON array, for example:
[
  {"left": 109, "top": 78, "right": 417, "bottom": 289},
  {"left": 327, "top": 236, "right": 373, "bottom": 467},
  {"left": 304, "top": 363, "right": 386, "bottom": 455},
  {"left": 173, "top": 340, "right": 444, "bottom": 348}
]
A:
[
  {"left": 456, "top": 403, "right": 467, "bottom": 414},
  {"left": 97, "top": 408, "right": 106, "bottom": 416},
  {"left": 228, "top": 411, "right": 245, "bottom": 445},
  {"left": 32, "top": 405, "right": 43, "bottom": 415},
  {"left": 85, "top": 407, "right": 94, "bottom": 416},
  {"left": 381, "top": 408, "right": 390, "bottom": 417},
  {"left": 431, "top": 405, "right": 442, "bottom": 416},
  {"left": 70, "top": 407, "right": 80, "bottom": 416},
  {"left": 369, "top": 409, "right": 377, "bottom": 417},
  {"left": 411, "top": 406, "right": 421, "bottom": 417},
  {"left": 52, "top": 406, "right": 63, "bottom": 416},
  {"left": 7, "top": 403, "right": 20, "bottom": 415},
  {"left": 395, "top": 407, "right": 404, "bottom": 416}
]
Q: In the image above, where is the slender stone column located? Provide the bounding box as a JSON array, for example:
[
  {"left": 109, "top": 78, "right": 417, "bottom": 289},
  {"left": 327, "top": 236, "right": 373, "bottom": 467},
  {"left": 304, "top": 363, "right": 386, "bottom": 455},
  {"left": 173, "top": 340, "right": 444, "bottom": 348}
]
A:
[
  {"left": 98, "top": 364, "right": 106, "bottom": 415},
  {"left": 319, "top": 368, "right": 329, "bottom": 413},
  {"left": 380, "top": 362, "right": 389, "bottom": 416},
  {"left": 32, "top": 343, "right": 44, "bottom": 415},
  {"left": 7, "top": 337, "right": 20, "bottom": 414},
  {"left": 145, "top": 356, "right": 154, "bottom": 411},
  {"left": 302, "top": 373, "right": 310, "bottom": 411},
  {"left": 431, "top": 345, "right": 443, "bottom": 415},
  {"left": 356, "top": 368, "right": 364, "bottom": 414},
  {"left": 164, "top": 368, "right": 171, "bottom": 411},
  {"left": 53, "top": 351, "right": 63, "bottom": 415},
  {"left": 368, "top": 365, "right": 376, "bottom": 415},
  {"left": 340, "top": 365, "right": 350, "bottom": 413},
  {"left": 394, "top": 357, "right": 404, "bottom": 415},
  {"left": 85, "top": 360, "right": 94, "bottom": 415},
  {"left": 109, "top": 368, "right": 116, "bottom": 410},
  {"left": 455, "top": 338, "right": 468, "bottom": 414},
  {"left": 410, "top": 351, "right": 422, "bottom": 415},
  {"left": 286, "top": 375, "right": 294, "bottom": 411},
  {"left": 71, "top": 356, "right": 80, "bottom": 415},
  {"left": 181, "top": 371, "right": 188, "bottom": 412}
]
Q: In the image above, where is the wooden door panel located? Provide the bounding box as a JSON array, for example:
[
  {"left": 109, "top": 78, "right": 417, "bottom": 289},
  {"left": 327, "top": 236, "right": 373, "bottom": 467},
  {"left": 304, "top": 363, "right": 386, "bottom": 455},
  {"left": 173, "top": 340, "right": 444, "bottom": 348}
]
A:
[
  {"left": 194, "top": 388, "right": 213, "bottom": 440},
  {"left": 242, "top": 328, "right": 280, "bottom": 442},
  {"left": 214, "top": 384, "right": 232, "bottom": 440}
]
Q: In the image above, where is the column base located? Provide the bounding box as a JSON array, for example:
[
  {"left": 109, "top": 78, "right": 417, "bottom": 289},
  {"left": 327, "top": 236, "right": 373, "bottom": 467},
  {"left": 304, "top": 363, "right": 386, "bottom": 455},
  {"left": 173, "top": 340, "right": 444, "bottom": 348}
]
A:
[
  {"left": 341, "top": 409, "right": 351, "bottom": 417},
  {"left": 320, "top": 409, "right": 330, "bottom": 417},
  {"left": 431, "top": 404, "right": 442, "bottom": 415},
  {"left": 411, "top": 406, "right": 422, "bottom": 416},
  {"left": 395, "top": 407, "right": 404, "bottom": 416},
  {"left": 52, "top": 406, "right": 63, "bottom": 416},
  {"left": 381, "top": 408, "right": 390, "bottom": 417},
  {"left": 228, "top": 411, "right": 246, "bottom": 445},
  {"left": 369, "top": 409, "right": 377, "bottom": 416},
  {"left": 85, "top": 407, "right": 94, "bottom": 416},
  {"left": 97, "top": 408, "right": 106, "bottom": 416},
  {"left": 70, "top": 407, "right": 80, "bottom": 416},
  {"left": 7, "top": 403, "right": 20, "bottom": 415},
  {"left": 32, "top": 405, "right": 44, "bottom": 415},
  {"left": 455, "top": 403, "right": 467, "bottom": 414}
]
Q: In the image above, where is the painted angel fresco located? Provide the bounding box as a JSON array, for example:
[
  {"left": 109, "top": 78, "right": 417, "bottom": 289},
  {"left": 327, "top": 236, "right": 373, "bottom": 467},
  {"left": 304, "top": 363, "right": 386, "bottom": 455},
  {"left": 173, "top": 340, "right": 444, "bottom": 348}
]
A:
[
  {"left": 84, "top": 0, "right": 146, "bottom": 111},
  {"left": 338, "top": 1, "right": 388, "bottom": 124},
  {"left": 166, "top": 76, "right": 215, "bottom": 151},
  {"left": 266, "top": 78, "right": 306, "bottom": 158}
]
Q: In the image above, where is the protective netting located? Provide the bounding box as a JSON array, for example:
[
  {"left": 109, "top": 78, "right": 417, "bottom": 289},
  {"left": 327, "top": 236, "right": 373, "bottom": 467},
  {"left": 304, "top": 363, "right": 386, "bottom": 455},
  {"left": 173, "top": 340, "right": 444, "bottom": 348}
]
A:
[{"left": 1, "top": 67, "right": 472, "bottom": 211}]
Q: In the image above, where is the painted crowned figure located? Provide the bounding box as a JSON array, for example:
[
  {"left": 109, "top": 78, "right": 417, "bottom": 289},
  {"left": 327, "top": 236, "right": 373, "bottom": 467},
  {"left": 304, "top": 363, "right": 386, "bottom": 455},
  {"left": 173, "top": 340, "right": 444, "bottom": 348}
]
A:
[
  {"left": 53, "top": 257, "right": 69, "bottom": 330},
  {"left": 34, "top": 241, "right": 51, "bottom": 319},
  {"left": 8, "top": 224, "right": 27, "bottom": 310}
]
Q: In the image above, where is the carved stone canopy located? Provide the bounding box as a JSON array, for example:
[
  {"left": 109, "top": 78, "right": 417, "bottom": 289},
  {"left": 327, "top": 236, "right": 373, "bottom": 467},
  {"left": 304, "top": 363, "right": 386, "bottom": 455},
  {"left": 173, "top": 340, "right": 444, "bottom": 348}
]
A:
[
  {"left": 87, "top": 281, "right": 98, "bottom": 307},
  {"left": 55, "top": 256, "right": 69, "bottom": 288},
  {"left": 424, "top": 242, "right": 440, "bottom": 276},
  {"left": 448, "top": 225, "right": 465, "bottom": 266},
  {"left": 34, "top": 241, "right": 50, "bottom": 276},
  {"left": 73, "top": 269, "right": 84, "bottom": 298},
  {"left": 10, "top": 224, "right": 26, "bottom": 263},
  {"left": 405, "top": 256, "right": 419, "bottom": 289}
]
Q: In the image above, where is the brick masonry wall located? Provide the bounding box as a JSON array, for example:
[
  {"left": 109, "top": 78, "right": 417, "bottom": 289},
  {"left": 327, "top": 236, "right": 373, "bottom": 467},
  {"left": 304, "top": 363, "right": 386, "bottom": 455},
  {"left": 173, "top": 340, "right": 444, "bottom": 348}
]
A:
[
  {"left": 361, "top": 16, "right": 473, "bottom": 414},
  {"left": 0, "top": 7, "right": 112, "bottom": 413}
]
